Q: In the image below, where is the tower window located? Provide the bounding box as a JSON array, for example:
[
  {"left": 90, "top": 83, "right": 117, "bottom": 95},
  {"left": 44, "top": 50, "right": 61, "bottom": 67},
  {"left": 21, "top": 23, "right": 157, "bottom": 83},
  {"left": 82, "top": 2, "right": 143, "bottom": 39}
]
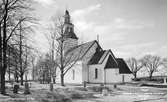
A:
[
  {"left": 95, "top": 68, "right": 98, "bottom": 79},
  {"left": 70, "top": 28, "right": 73, "bottom": 32}
]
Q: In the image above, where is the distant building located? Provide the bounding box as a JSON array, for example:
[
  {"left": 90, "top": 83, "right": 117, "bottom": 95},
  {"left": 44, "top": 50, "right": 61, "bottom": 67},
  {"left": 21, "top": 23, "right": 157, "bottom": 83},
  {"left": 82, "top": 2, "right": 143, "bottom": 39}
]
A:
[{"left": 56, "top": 10, "right": 132, "bottom": 84}]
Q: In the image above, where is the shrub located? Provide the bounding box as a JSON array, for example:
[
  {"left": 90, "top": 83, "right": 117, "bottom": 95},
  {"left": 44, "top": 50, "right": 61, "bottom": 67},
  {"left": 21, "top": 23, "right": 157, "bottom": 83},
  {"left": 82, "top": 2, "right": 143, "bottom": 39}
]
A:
[
  {"left": 35, "top": 91, "right": 72, "bottom": 102},
  {"left": 73, "top": 87, "right": 88, "bottom": 91},
  {"left": 87, "top": 86, "right": 107, "bottom": 92},
  {"left": 70, "top": 92, "right": 83, "bottom": 99}
]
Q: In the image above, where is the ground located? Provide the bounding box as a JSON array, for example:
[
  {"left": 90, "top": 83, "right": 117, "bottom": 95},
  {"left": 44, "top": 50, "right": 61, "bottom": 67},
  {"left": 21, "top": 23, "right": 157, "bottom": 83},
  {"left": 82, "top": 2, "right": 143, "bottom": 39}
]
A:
[{"left": 1, "top": 82, "right": 167, "bottom": 102}]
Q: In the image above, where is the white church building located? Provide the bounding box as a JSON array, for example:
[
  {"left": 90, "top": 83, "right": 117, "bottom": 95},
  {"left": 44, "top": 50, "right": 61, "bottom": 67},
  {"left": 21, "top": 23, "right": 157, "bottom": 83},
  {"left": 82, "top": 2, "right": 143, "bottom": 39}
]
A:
[{"left": 57, "top": 10, "right": 132, "bottom": 84}]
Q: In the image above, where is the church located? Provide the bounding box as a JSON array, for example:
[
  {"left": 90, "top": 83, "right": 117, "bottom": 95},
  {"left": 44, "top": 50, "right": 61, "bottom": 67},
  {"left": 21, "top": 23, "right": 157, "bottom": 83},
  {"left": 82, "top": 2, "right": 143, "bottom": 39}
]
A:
[{"left": 57, "top": 10, "right": 132, "bottom": 84}]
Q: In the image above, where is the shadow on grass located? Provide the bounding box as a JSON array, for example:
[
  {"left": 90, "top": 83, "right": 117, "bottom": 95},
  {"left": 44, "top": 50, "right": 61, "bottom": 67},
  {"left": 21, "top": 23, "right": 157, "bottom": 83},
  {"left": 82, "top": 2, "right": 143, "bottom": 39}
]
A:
[
  {"left": 134, "top": 97, "right": 167, "bottom": 102},
  {"left": 140, "top": 84, "right": 167, "bottom": 88}
]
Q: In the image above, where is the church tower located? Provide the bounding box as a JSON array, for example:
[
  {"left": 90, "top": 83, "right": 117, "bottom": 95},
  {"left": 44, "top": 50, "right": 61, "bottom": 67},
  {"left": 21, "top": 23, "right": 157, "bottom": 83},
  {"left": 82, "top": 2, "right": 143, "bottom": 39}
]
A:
[{"left": 63, "top": 10, "right": 78, "bottom": 53}]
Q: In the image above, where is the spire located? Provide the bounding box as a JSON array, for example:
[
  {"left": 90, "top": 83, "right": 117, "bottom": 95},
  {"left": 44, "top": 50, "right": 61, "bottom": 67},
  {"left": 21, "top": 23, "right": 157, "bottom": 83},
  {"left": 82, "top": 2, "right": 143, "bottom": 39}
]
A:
[
  {"left": 64, "top": 9, "right": 70, "bottom": 23},
  {"left": 65, "top": 9, "right": 69, "bottom": 15},
  {"left": 97, "top": 34, "right": 99, "bottom": 43}
]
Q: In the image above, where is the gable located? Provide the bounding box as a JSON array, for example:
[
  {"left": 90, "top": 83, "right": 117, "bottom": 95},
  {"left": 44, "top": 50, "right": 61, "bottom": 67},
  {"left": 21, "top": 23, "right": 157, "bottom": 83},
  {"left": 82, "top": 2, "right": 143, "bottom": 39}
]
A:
[
  {"left": 117, "top": 58, "right": 132, "bottom": 74},
  {"left": 65, "top": 40, "right": 102, "bottom": 63},
  {"left": 104, "top": 55, "right": 118, "bottom": 69},
  {"left": 98, "top": 50, "right": 118, "bottom": 65},
  {"left": 88, "top": 48, "right": 105, "bottom": 65}
]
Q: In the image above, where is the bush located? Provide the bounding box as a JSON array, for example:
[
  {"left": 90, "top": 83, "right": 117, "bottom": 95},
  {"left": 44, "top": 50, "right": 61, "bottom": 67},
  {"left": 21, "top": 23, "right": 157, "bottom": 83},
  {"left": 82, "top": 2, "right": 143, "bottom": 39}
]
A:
[
  {"left": 87, "top": 86, "right": 109, "bottom": 92},
  {"left": 7, "top": 99, "right": 28, "bottom": 102},
  {"left": 70, "top": 92, "right": 83, "bottom": 99},
  {"left": 35, "top": 92, "right": 72, "bottom": 102},
  {"left": 132, "top": 78, "right": 141, "bottom": 81},
  {"left": 73, "top": 87, "right": 88, "bottom": 91}
]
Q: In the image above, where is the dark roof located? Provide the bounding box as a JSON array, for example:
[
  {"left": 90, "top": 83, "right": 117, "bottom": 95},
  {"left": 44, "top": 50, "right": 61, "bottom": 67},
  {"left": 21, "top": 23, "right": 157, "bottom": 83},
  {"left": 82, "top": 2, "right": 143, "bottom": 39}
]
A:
[
  {"left": 117, "top": 58, "right": 132, "bottom": 74},
  {"left": 88, "top": 49, "right": 105, "bottom": 64},
  {"left": 98, "top": 50, "right": 117, "bottom": 64},
  {"left": 104, "top": 55, "right": 118, "bottom": 69}
]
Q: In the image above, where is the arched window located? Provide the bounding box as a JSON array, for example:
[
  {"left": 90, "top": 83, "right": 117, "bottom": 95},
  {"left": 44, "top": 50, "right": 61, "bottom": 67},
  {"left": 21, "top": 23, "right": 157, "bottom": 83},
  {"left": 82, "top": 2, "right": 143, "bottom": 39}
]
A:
[{"left": 95, "top": 68, "right": 98, "bottom": 79}]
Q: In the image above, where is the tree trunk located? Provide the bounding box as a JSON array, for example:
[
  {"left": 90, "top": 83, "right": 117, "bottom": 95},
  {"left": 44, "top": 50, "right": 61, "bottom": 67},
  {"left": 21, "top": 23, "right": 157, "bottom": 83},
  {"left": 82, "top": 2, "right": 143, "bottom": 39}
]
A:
[
  {"left": 1, "top": 1, "right": 8, "bottom": 94},
  {"left": 15, "top": 72, "right": 19, "bottom": 83},
  {"left": 32, "top": 65, "right": 35, "bottom": 81},
  {"left": 1, "top": 70, "right": 6, "bottom": 94},
  {"left": 20, "top": 74, "right": 24, "bottom": 85},
  {"left": 0, "top": 20, "right": 2, "bottom": 81},
  {"left": 60, "top": 73, "right": 64, "bottom": 86},
  {"left": 1, "top": 37, "right": 7, "bottom": 94},
  {"left": 53, "top": 77, "right": 55, "bottom": 84},
  {"left": 8, "top": 69, "right": 11, "bottom": 82},
  {"left": 0, "top": 22, "right": 2, "bottom": 88},
  {"left": 149, "top": 72, "right": 153, "bottom": 81},
  {"left": 14, "top": 63, "right": 19, "bottom": 82},
  {"left": 8, "top": 47, "right": 11, "bottom": 82},
  {"left": 19, "top": 22, "right": 23, "bottom": 85},
  {"left": 133, "top": 72, "right": 137, "bottom": 80}
]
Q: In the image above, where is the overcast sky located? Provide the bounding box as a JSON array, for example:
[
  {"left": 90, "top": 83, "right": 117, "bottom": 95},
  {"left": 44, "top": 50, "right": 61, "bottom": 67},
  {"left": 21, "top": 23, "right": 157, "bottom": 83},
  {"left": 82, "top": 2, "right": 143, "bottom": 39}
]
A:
[{"left": 32, "top": 0, "right": 167, "bottom": 59}]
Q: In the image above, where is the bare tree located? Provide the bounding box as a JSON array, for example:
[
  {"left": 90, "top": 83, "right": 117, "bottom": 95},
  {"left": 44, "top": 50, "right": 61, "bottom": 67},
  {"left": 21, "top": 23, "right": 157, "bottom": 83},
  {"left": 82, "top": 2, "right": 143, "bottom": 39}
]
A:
[
  {"left": 47, "top": 13, "right": 82, "bottom": 86},
  {"left": 0, "top": 0, "right": 35, "bottom": 94},
  {"left": 9, "top": 45, "right": 20, "bottom": 82},
  {"left": 35, "top": 54, "right": 51, "bottom": 84},
  {"left": 30, "top": 54, "right": 36, "bottom": 81},
  {"left": 126, "top": 58, "right": 143, "bottom": 80},
  {"left": 45, "top": 20, "right": 58, "bottom": 84},
  {"left": 142, "top": 55, "right": 162, "bottom": 80}
]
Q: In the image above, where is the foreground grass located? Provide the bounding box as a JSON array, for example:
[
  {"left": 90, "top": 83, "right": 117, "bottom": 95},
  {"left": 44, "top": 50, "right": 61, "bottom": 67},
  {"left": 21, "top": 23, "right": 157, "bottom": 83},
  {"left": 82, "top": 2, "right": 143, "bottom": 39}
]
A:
[{"left": 1, "top": 83, "right": 110, "bottom": 102}]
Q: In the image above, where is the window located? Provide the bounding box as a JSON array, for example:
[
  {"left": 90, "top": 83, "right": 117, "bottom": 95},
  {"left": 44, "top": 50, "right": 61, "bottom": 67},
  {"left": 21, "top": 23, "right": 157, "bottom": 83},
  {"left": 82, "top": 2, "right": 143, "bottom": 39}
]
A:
[
  {"left": 72, "top": 69, "right": 75, "bottom": 80},
  {"left": 70, "top": 27, "right": 73, "bottom": 32},
  {"left": 115, "top": 69, "right": 119, "bottom": 75},
  {"left": 95, "top": 68, "right": 98, "bottom": 79}
]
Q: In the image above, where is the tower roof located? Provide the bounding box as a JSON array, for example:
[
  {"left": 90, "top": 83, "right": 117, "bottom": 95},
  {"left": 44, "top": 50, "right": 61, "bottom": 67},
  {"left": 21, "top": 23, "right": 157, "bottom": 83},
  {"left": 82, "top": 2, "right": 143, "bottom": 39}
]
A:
[
  {"left": 64, "top": 31, "right": 78, "bottom": 39},
  {"left": 65, "top": 10, "right": 70, "bottom": 15}
]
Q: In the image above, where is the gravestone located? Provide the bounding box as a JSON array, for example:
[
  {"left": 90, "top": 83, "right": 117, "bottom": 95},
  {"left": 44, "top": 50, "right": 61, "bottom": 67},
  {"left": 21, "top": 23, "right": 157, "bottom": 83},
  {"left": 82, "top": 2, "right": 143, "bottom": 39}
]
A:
[
  {"left": 50, "top": 83, "right": 53, "bottom": 91},
  {"left": 83, "top": 81, "right": 87, "bottom": 88},
  {"left": 114, "top": 84, "right": 117, "bottom": 89},
  {"left": 102, "top": 87, "right": 108, "bottom": 96},
  {"left": 13, "top": 82, "right": 19, "bottom": 94},
  {"left": 24, "top": 82, "right": 30, "bottom": 94}
]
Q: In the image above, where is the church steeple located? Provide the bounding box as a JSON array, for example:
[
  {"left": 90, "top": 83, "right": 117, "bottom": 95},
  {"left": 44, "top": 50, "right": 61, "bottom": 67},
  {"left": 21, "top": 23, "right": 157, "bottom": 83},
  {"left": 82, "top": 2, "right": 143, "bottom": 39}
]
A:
[
  {"left": 64, "top": 10, "right": 70, "bottom": 23},
  {"left": 63, "top": 10, "right": 78, "bottom": 40},
  {"left": 62, "top": 10, "right": 78, "bottom": 52}
]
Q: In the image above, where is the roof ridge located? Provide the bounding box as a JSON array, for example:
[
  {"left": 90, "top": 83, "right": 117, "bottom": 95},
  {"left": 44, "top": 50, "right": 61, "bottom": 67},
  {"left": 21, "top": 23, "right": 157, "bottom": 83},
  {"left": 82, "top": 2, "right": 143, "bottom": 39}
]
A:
[{"left": 78, "top": 40, "right": 96, "bottom": 46}]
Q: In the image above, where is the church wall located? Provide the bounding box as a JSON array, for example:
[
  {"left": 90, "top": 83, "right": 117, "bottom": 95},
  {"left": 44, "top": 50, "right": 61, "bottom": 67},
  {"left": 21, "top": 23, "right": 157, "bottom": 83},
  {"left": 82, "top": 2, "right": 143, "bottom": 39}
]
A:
[
  {"left": 103, "top": 51, "right": 123, "bottom": 83},
  {"left": 103, "top": 52, "right": 132, "bottom": 83},
  {"left": 88, "top": 50, "right": 123, "bottom": 84},
  {"left": 105, "top": 69, "right": 122, "bottom": 83},
  {"left": 120, "top": 74, "right": 133, "bottom": 82},
  {"left": 88, "top": 64, "right": 104, "bottom": 83},
  {"left": 56, "top": 61, "right": 83, "bottom": 84},
  {"left": 82, "top": 43, "right": 99, "bottom": 83}
]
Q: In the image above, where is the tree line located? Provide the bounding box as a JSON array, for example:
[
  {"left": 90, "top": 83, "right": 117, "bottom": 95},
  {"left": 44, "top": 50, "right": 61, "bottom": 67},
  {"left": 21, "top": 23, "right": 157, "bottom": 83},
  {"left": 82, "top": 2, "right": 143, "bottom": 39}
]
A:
[
  {"left": 127, "top": 55, "right": 167, "bottom": 81},
  {"left": 0, "top": 0, "right": 36, "bottom": 94},
  {"left": 0, "top": 0, "right": 81, "bottom": 95}
]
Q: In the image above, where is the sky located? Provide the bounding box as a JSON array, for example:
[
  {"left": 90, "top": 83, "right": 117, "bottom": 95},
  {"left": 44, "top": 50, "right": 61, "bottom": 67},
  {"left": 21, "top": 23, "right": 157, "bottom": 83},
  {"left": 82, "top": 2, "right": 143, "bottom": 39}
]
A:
[{"left": 32, "top": 0, "right": 167, "bottom": 59}]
